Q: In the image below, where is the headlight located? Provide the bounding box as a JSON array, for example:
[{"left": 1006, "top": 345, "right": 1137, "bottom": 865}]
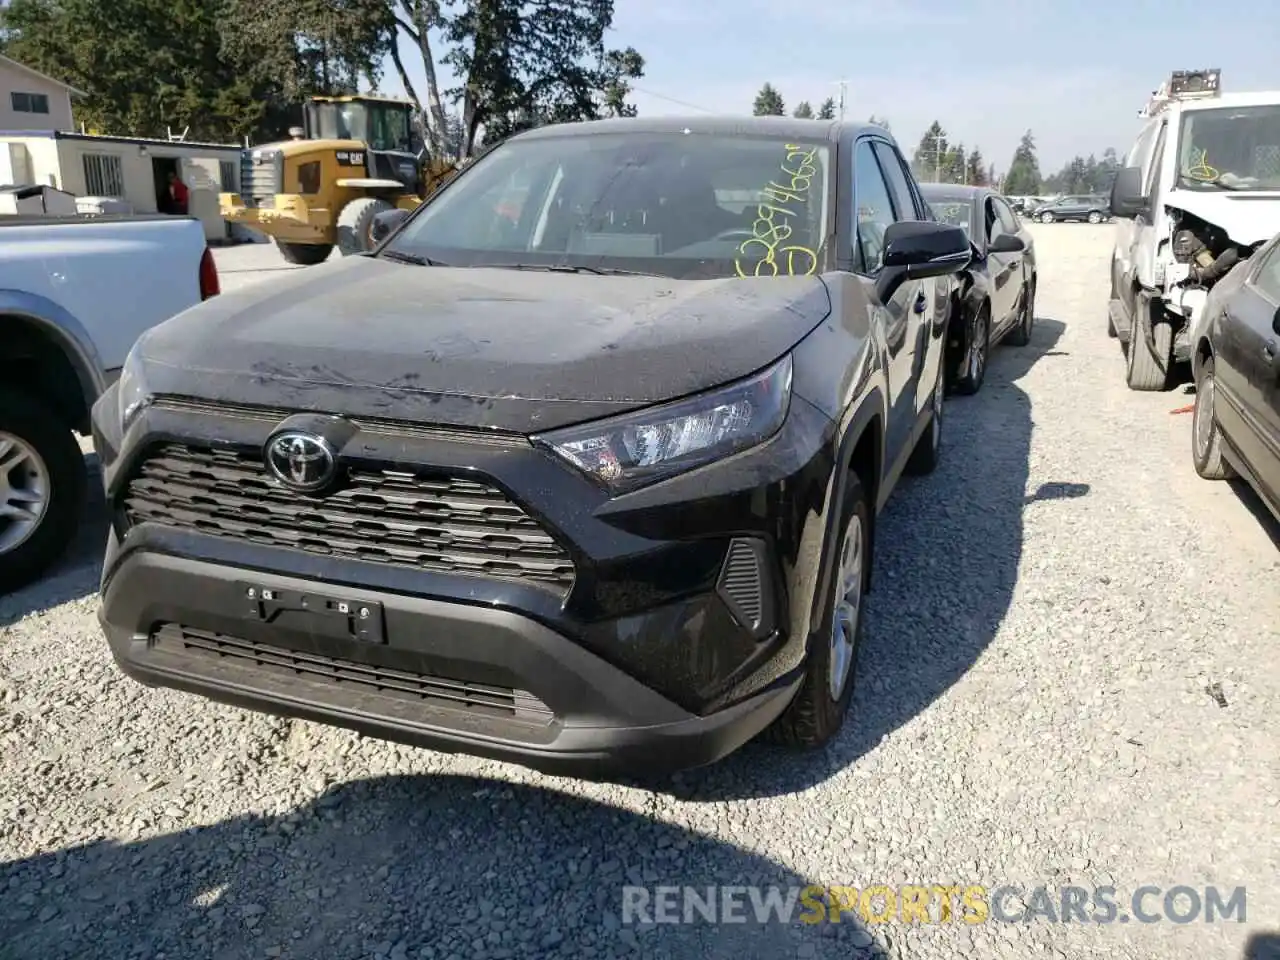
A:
[
  {"left": 116, "top": 344, "right": 152, "bottom": 431},
  {"left": 534, "top": 355, "right": 793, "bottom": 494}
]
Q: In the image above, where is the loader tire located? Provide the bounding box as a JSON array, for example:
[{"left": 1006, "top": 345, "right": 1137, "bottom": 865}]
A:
[{"left": 337, "top": 197, "right": 394, "bottom": 256}]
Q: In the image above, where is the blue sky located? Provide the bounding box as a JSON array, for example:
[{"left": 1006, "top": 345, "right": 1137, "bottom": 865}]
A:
[{"left": 376, "top": 0, "right": 1279, "bottom": 173}]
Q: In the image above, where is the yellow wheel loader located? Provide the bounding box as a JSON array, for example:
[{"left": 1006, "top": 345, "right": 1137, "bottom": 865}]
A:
[{"left": 218, "top": 95, "right": 457, "bottom": 265}]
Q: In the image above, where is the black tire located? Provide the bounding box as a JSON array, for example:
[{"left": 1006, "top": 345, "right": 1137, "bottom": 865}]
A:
[
  {"left": 905, "top": 360, "right": 945, "bottom": 476},
  {"left": 0, "top": 389, "right": 87, "bottom": 594},
  {"left": 337, "top": 197, "right": 394, "bottom": 256},
  {"left": 952, "top": 304, "right": 989, "bottom": 396},
  {"left": 1192, "top": 356, "right": 1236, "bottom": 480},
  {"left": 1006, "top": 281, "right": 1034, "bottom": 346},
  {"left": 1125, "top": 314, "right": 1173, "bottom": 391},
  {"left": 276, "top": 241, "right": 333, "bottom": 265},
  {"left": 764, "top": 474, "right": 869, "bottom": 748}
]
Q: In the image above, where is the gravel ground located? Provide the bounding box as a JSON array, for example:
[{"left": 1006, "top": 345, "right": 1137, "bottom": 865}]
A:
[{"left": 2, "top": 224, "right": 1279, "bottom": 960}]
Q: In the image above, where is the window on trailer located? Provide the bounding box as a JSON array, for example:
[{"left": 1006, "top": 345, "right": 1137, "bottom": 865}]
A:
[{"left": 83, "top": 152, "right": 125, "bottom": 197}]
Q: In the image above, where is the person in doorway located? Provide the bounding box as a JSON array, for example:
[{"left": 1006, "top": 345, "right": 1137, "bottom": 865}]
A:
[{"left": 165, "top": 170, "right": 189, "bottom": 215}]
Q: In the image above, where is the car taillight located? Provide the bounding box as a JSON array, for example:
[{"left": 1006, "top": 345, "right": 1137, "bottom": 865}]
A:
[{"left": 199, "top": 246, "right": 220, "bottom": 300}]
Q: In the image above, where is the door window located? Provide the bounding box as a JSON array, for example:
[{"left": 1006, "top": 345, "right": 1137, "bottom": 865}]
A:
[
  {"left": 852, "top": 140, "right": 897, "bottom": 273},
  {"left": 985, "top": 199, "right": 1005, "bottom": 241},
  {"left": 1254, "top": 242, "right": 1280, "bottom": 302},
  {"left": 1144, "top": 122, "right": 1167, "bottom": 196},
  {"left": 870, "top": 141, "right": 920, "bottom": 220},
  {"left": 993, "top": 198, "right": 1019, "bottom": 234}
]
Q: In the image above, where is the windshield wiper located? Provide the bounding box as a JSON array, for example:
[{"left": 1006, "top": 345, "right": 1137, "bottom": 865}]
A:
[
  {"left": 379, "top": 249, "right": 447, "bottom": 266},
  {"left": 484, "top": 262, "right": 657, "bottom": 277}
]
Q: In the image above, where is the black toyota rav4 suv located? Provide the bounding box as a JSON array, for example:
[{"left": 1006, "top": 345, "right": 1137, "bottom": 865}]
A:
[{"left": 92, "top": 116, "right": 971, "bottom": 777}]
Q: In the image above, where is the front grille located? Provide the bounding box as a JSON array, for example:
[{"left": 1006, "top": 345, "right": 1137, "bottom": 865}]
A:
[
  {"left": 154, "top": 624, "right": 555, "bottom": 724},
  {"left": 122, "top": 443, "right": 576, "bottom": 592},
  {"left": 239, "top": 149, "right": 280, "bottom": 207}
]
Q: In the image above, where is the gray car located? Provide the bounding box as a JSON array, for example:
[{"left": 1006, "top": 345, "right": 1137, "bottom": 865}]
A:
[{"left": 1032, "top": 194, "right": 1111, "bottom": 224}]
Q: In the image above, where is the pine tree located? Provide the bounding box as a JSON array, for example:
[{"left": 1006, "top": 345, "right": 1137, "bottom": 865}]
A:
[
  {"left": 912, "top": 121, "right": 948, "bottom": 182},
  {"left": 967, "top": 148, "right": 987, "bottom": 186},
  {"left": 1004, "top": 130, "right": 1042, "bottom": 195},
  {"left": 816, "top": 97, "right": 836, "bottom": 120},
  {"left": 753, "top": 83, "right": 785, "bottom": 116},
  {"left": 793, "top": 100, "right": 814, "bottom": 118}
]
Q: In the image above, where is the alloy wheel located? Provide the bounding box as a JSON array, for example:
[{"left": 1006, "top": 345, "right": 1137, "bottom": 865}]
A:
[
  {"left": 969, "top": 312, "right": 988, "bottom": 383},
  {"left": 1193, "top": 372, "right": 1215, "bottom": 461},
  {"left": 827, "top": 511, "right": 864, "bottom": 702},
  {"left": 0, "top": 431, "right": 50, "bottom": 554}
]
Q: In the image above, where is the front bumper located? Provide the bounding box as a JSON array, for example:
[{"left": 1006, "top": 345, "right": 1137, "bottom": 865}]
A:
[{"left": 92, "top": 389, "right": 840, "bottom": 776}]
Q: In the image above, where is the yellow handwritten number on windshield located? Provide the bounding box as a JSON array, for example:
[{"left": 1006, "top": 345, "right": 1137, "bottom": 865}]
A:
[{"left": 734, "top": 143, "right": 820, "bottom": 278}]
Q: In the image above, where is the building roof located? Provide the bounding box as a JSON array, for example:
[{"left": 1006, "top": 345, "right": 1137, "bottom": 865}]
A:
[
  {"left": 0, "top": 54, "right": 87, "bottom": 97},
  {"left": 0, "top": 129, "right": 241, "bottom": 152}
]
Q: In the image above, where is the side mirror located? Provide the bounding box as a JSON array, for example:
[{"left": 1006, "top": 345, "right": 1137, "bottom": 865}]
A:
[
  {"left": 876, "top": 221, "right": 971, "bottom": 302},
  {"left": 1110, "top": 166, "right": 1149, "bottom": 219},
  {"left": 988, "top": 233, "right": 1026, "bottom": 254},
  {"left": 371, "top": 208, "right": 411, "bottom": 245}
]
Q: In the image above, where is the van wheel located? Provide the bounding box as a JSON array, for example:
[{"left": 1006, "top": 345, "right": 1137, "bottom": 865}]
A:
[
  {"left": 337, "top": 197, "right": 395, "bottom": 256},
  {"left": 764, "top": 474, "right": 868, "bottom": 748},
  {"left": 0, "top": 389, "right": 86, "bottom": 593},
  {"left": 276, "top": 241, "right": 333, "bottom": 265},
  {"left": 1125, "top": 316, "right": 1173, "bottom": 391}
]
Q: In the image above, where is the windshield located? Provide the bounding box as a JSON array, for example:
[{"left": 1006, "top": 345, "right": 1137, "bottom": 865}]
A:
[
  {"left": 925, "top": 198, "right": 971, "bottom": 233},
  {"left": 310, "top": 103, "right": 369, "bottom": 143},
  {"left": 367, "top": 103, "right": 413, "bottom": 153},
  {"left": 1177, "top": 104, "right": 1280, "bottom": 191},
  {"left": 384, "top": 132, "right": 833, "bottom": 279}
]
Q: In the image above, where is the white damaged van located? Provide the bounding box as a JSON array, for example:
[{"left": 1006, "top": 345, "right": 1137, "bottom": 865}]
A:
[{"left": 1108, "top": 69, "right": 1280, "bottom": 390}]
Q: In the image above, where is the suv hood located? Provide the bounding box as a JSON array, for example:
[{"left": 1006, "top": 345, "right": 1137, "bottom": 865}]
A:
[
  {"left": 138, "top": 256, "right": 833, "bottom": 433},
  {"left": 1167, "top": 189, "right": 1280, "bottom": 246}
]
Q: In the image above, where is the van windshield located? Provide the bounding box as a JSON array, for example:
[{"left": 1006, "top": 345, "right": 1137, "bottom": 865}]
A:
[
  {"left": 382, "top": 132, "right": 833, "bottom": 280},
  {"left": 1177, "top": 104, "right": 1280, "bottom": 191}
]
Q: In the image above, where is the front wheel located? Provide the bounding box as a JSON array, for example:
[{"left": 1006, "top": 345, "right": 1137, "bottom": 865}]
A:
[
  {"left": 764, "top": 474, "right": 869, "bottom": 748},
  {"left": 1125, "top": 314, "right": 1173, "bottom": 391},
  {"left": 1192, "top": 356, "right": 1236, "bottom": 480},
  {"left": 0, "top": 389, "right": 87, "bottom": 593},
  {"left": 1087, "top": 211, "right": 1103, "bottom": 224},
  {"left": 1040, "top": 212, "right": 1054, "bottom": 223}
]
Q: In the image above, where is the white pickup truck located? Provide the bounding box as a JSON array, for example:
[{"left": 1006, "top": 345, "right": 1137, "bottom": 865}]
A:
[{"left": 0, "top": 213, "right": 219, "bottom": 593}]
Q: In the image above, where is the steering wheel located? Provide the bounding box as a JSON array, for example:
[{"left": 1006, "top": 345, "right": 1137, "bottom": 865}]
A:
[{"left": 714, "top": 228, "right": 757, "bottom": 242}]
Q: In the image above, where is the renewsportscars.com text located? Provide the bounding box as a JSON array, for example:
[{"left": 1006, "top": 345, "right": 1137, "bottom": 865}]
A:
[{"left": 621, "top": 884, "right": 1247, "bottom": 926}]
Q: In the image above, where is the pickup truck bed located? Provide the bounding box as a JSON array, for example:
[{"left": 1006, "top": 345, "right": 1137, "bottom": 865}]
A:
[{"left": 0, "top": 213, "right": 217, "bottom": 593}]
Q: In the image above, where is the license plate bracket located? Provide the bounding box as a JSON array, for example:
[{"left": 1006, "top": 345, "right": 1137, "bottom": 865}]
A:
[{"left": 238, "top": 582, "right": 385, "bottom": 644}]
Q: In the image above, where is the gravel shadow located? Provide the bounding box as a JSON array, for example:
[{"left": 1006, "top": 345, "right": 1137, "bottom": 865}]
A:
[
  {"left": 673, "top": 318, "right": 1078, "bottom": 801},
  {"left": 0, "top": 452, "right": 107, "bottom": 627},
  {"left": 1246, "top": 934, "right": 1280, "bottom": 960},
  {"left": 0, "top": 774, "right": 879, "bottom": 960}
]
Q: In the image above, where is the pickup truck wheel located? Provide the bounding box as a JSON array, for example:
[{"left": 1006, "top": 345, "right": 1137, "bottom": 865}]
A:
[
  {"left": 763, "top": 474, "right": 868, "bottom": 748},
  {"left": 276, "top": 241, "right": 333, "bottom": 266},
  {"left": 904, "top": 361, "right": 945, "bottom": 476},
  {"left": 0, "top": 390, "right": 86, "bottom": 593},
  {"left": 337, "top": 197, "right": 395, "bottom": 256},
  {"left": 1192, "top": 357, "right": 1236, "bottom": 480},
  {"left": 1125, "top": 316, "right": 1173, "bottom": 391},
  {"left": 952, "top": 304, "right": 989, "bottom": 395}
]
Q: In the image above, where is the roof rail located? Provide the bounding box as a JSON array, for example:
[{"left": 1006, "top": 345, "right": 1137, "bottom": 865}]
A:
[{"left": 1140, "top": 69, "right": 1221, "bottom": 117}]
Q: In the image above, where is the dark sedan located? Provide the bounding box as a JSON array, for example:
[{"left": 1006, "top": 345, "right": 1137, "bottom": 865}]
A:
[
  {"left": 920, "top": 184, "right": 1038, "bottom": 394},
  {"left": 1032, "top": 194, "right": 1110, "bottom": 224},
  {"left": 92, "top": 117, "right": 972, "bottom": 777},
  {"left": 1191, "top": 231, "right": 1280, "bottom": 522}
]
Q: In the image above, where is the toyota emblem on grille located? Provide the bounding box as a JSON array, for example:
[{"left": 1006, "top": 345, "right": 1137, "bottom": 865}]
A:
[{"left": 264, "top": 431, "right": 336, "bottom": 492}]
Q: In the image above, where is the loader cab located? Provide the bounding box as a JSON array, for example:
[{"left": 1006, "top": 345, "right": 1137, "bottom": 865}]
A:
[{"left": 303, "top": 96, "right": 423, "bottom": 193}]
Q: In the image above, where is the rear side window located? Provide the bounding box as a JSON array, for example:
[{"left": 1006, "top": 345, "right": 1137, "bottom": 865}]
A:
[
  {"left": 870, "top": 141, "right": 920, "bottom": 220},
  {"left": 1254, "top": 242, "right": 1280, "bottom": 302}
]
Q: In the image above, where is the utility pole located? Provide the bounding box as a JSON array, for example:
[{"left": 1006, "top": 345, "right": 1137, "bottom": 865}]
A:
[
  {"left": 836, "top": 80, "right": 847, "bottom": 120},
  {"left": 932, "top": 132, "right": 947, "bottom": 183}
]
